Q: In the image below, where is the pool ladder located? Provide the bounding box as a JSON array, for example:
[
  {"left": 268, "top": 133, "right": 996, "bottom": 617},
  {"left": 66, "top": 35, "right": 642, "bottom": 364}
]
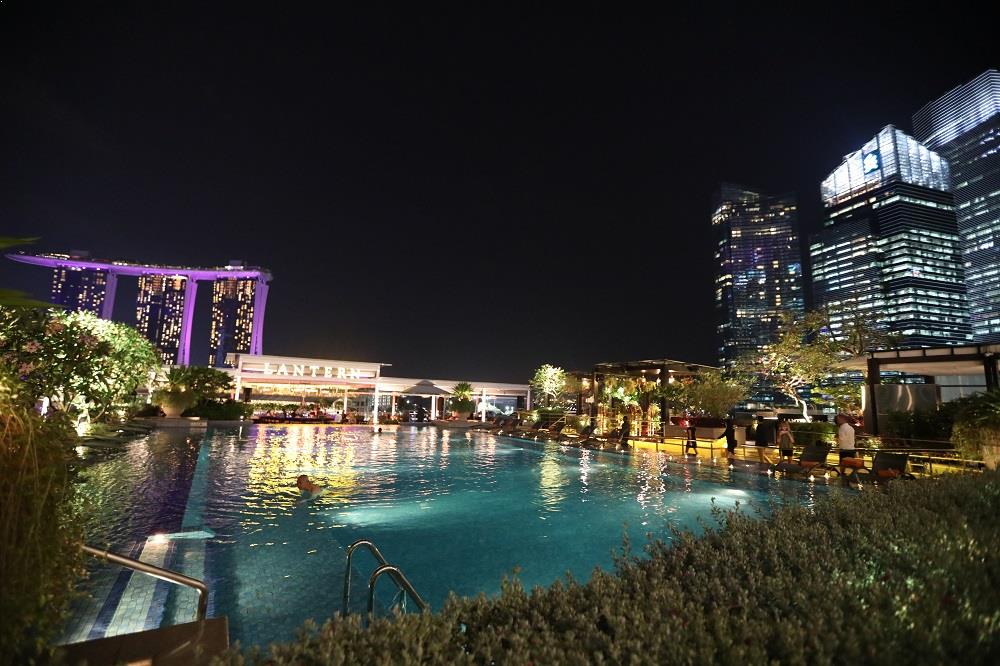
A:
[{"left": 341, "top": 539, "right": 428, "bottom": 617}]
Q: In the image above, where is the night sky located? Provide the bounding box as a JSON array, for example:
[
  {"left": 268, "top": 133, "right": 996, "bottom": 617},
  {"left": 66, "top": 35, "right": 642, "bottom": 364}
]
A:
[{"left": 1, "top": 4, "right": 995, "bottom": 382}]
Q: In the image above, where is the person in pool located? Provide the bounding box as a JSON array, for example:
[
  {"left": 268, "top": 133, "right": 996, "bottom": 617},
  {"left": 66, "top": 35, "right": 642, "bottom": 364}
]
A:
[{"left": 296, "top": 474, "right": 326, "bottom": 503}]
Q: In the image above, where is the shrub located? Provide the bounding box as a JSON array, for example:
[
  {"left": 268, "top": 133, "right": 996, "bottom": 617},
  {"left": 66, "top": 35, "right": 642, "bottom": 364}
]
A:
[
  {"left": 0, "top": 368, "right": 83, "bottom": 664},
  {"left": 133, "top": 403, "right": 163, "bottom": 417},
  {"left": 183, "top": 399, "right": 253, "bottom": 420},
  {"left": 789, "top": 419, "right": 837, "bottom": 444},
  {"left": 884, "top": 408, "right": 955, "bottom": 446},
  {"left": 212, "top": 472, "right": 1000, "bottom": 665},
  {"left": 951, "top": 391, "right": 1000, "bottom": 465},
  {"left": 449, "top": 398, "right": 477, "bottom": 416}
]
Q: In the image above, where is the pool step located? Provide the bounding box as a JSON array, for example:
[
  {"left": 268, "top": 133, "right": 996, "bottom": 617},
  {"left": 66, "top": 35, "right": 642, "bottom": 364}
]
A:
[{"left": 59, "top": 617, "right": 229, "bottom": 666}]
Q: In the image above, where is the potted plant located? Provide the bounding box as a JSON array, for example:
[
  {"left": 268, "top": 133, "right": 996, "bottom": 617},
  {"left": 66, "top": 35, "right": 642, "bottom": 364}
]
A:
[
  {"left": 151, "top": 388, "right": 196, "bottom": 417},
  {"left": 151, "top": 367, "right": 197, "bottom": 417},
  {"left": 450, "top": 382, "right": 476, "bottom": 418}
]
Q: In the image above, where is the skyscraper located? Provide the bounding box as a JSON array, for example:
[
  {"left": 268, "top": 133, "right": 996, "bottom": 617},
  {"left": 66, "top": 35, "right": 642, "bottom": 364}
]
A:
[
  {"left": 712, "top": 183, "right": 803, "bottom": 368},
  {"left": 50, "top": 265, "right": 113, "bottom": 317},
  {"left": 209, "top": 274, "right": 269, "bottom": 366},
  {"left": 912, "top": 69, "right": 1000, "bottom": 343},
  {"left": 7, "top": 252, "right": 272, "bottom": 365},
  {"left": 136, "top": 274, "right": 190, "bottom": 365},
  {"left": 810, "top": 125, "right": 972, "bottom": 347}
]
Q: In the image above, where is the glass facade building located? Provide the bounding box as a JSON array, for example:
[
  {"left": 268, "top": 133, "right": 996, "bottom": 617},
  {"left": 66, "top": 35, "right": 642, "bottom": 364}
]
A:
[
  {"left": 712, "top": 183, "right": 803, "bottom": 368},
  {"left": 136, "top": 274, "right": 190, "bottom": 365},
  {"left": 913, "top": 69, "right": 1000, "bottom": 342},
  {"left": 210, "top": 277, "right": 266, "bottom": 366},
  {"left": 50, "top": 264, "right": 113, "bottom": 317},
  {"left": 811, "top": 125, "right": 972, "bottom": 347}
]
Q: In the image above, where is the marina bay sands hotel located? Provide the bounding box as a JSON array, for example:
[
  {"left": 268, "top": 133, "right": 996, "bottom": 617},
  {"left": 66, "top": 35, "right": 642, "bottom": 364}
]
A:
[{"left": 7, "top": 251, "right": 271, "bottom": 366}]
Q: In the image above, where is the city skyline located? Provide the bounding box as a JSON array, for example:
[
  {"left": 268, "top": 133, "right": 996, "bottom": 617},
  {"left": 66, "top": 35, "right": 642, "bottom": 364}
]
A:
[{"left": 1, "top": 5, "right": 996, "bottom": 381}]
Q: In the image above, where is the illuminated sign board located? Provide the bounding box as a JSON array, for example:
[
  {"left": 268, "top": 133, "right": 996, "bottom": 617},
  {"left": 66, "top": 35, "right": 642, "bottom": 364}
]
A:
[
  {"left": 234, "top": 355, "right": 380, "bottom": 382},
  {"left": 862, "top": 148, "right": 880, "bottom": 175}
]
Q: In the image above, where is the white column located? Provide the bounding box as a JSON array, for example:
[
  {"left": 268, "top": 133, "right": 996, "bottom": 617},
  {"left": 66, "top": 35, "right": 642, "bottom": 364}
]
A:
[
  {"left": 391, "top": 393, "right": 396, "bottom": 418},
  {"left": 343, "top": 386, "right": 349, "bottom": 415},
  {"left": 526, "top": 387, "right": 531, "bottom": 410},
  {"left": 481, "top": 388, "right": 487, "bottom": 422},
  {"left": 373, "top": 382, "right": 380, "bottom": 426},
  {"left": 430, "top": 396, "right": 437, "bottom": 420}
]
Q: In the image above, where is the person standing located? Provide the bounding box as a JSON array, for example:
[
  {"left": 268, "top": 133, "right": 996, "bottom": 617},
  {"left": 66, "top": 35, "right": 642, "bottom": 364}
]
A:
[
  {"left": 835, "top": 414, "right": 857, "bottom": 476},
  {"left": 619, "top": 414, "right": 631, "bottom": 450},
  {"left": 777, "top": 421, "right": 795, "bottom": 463},
  {"left": 754, "top": 417, "right": 775, "bottom": 464},
  {"left": 717, "top": 416, "right": 737, "bottom": 461}
]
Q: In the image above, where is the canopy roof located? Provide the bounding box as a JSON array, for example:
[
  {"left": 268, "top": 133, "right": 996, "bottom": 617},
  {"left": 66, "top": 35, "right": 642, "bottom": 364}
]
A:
[{"left": 398, "top": 380, "right": 452, "bottom": 396}]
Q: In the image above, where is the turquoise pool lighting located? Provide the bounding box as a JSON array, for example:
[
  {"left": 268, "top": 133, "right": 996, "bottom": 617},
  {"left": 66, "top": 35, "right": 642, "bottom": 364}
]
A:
[{"left": 62, "top": 425, "right": 850, "bottom": 647}]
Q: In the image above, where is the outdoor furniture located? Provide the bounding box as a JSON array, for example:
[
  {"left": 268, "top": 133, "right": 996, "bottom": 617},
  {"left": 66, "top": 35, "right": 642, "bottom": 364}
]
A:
[
  {"left": 559, "top": 423, "right": 595, "bottom": 443},
  {"left": 854, "top": 452, "right": 915, "bottom": 483},
  {"left": 773, "top": 442, "right": 835, "bottom": 476}
]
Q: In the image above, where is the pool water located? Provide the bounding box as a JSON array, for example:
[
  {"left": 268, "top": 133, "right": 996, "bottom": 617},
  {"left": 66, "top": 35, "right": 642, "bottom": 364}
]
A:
[{"left": 63, "top": 425, "right": 848, "bottom": 647}]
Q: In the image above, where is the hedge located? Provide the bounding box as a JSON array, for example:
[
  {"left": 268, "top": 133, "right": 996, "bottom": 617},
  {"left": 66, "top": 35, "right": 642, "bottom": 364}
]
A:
[{"left": 214, "top": 472, "right": 1000, "bottom": 665}]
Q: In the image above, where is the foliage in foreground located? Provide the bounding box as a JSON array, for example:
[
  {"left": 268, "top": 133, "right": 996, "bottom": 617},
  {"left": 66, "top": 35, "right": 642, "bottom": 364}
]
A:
[
  {"left": 0, "top": 368, "right": 82, "bottom": 665},
  {"left": 214, "top": 472, "right": 1000, "bottom": 665},
  {"left": 0, "top": 306, "right": 159, "bottom": 421}
]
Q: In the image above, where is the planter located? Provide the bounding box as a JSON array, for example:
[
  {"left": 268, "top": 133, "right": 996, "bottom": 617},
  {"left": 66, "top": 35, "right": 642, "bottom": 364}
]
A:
[{"left": 162, "top": 403, "right": 186, "bottom": 418}]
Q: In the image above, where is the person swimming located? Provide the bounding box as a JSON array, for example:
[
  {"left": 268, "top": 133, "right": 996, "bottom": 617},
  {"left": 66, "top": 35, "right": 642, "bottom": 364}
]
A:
[{"left": 296, "top": 474, "right": 326, "bottom": 504}]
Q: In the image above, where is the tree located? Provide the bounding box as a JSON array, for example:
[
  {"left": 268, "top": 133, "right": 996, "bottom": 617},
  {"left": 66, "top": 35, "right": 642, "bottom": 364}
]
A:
[
  {"left": 452, "top": 382, "right": 473, "bottom": 401},
  {"left": 683, "top": 370, "right": 748, "bottom": 418},
  {"left": 530, "top": 364, "right": 566, "bottom": 407},
  {"left": 0, "top": 307, "right": 159, "bottom": 421},
  {"left": 449, "top": 382, "right": 476, "bottom": 415},
  {"left": 738, "top": 311, "right": 839, "bottom": 422},
  {"left": 816, "top": 302, "right": 899, "bottom": 359}
]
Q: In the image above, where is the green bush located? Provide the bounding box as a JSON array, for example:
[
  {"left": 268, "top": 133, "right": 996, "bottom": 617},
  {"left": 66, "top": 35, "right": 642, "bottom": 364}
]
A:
[
  {"left": 213, "top": 471, "right": 1000, "bottom": 665},
  {"left": 0, "top": 369, "right": 83, "bottom": 664},
  {"left": 884, "top": 407, "right": 955, "bottom": 446},
  {"left": 951, "top": 391, "right": 1000, "bottom": 463},
  {"left": 183, "top": 399, "right": 253, "bottom": 420},
  {"left": 789, "top": 420, "right": 837, "bottom": 444}
]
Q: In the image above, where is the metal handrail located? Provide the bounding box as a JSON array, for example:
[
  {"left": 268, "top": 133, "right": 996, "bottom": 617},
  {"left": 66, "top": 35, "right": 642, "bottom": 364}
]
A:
[
  {"left": 342, "top": 539, "right": 390, "bottom": 615},
  {"left": 83, "top": 545, "right": 208, "bottom": 620},
  {"left": 367, "top": 565, "right": 428, "bottom": 615}
]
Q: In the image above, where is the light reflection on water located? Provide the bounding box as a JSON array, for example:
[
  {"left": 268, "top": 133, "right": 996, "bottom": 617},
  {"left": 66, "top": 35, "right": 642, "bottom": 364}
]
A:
[{"left": 68, "top": 425, "right": 852, "bottom": 647}]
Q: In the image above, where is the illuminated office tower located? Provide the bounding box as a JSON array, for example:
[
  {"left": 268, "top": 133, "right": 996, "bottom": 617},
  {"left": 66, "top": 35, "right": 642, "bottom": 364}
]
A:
[
  {"left": 136, "top": 274, "right": 191, "bottom": 365},
  {"left": 209, "top": 274, "right": 269, "bottom": 366},
  {"left": 712, "top": 183, "right": 803, "bottom": 368},
  {"left": 810, "top": 125, "right": 972, "bottom": 347},
  {"left": 913, "top": 69, "right": 1000, "bottom": 342}
]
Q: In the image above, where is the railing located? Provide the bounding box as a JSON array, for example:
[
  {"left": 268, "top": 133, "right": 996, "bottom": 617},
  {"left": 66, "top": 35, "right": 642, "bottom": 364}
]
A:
[
  {"left": 367, "top": 565, "right": 428, "bottom": 616},
  {"left": 342, "top": 539, "right": 427, "bottom": 618},
  {"left": 82, "top": 545, "right": 209, "bottom": 620}
]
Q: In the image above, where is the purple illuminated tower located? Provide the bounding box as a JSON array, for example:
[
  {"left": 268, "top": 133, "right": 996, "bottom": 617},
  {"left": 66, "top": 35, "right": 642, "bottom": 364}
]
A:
[{"left": 5, "top": 252, "right": 272, "bottom": 366}]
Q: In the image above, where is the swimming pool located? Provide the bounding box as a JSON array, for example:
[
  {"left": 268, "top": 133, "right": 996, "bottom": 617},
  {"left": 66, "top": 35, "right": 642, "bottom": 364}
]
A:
[{"left": 62, "top": 425, "right": 849, "bottom": 647}]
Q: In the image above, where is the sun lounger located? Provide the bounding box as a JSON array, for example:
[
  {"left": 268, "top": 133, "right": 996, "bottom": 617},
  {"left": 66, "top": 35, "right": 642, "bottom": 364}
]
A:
[
  {"left": 854, "top": 451, "right": 914, "bottom": 483},
  {"left": 773, "top": 442, "right": 835, "bottom": 476}
]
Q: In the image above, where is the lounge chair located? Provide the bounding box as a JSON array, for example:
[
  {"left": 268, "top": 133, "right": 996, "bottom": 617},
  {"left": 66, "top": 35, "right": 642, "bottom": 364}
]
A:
[
  {"left": 773, "top": 442, "right": 835, "bottom": 476},
  {"left": 854, "top": 452, "right": 915, "bottom": 483},
  {"left": 511, "top": 419, "right": 547, "bottom": 438},
  {"left": 559, "top": 423, "right": 595, "bottom": 443}
]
